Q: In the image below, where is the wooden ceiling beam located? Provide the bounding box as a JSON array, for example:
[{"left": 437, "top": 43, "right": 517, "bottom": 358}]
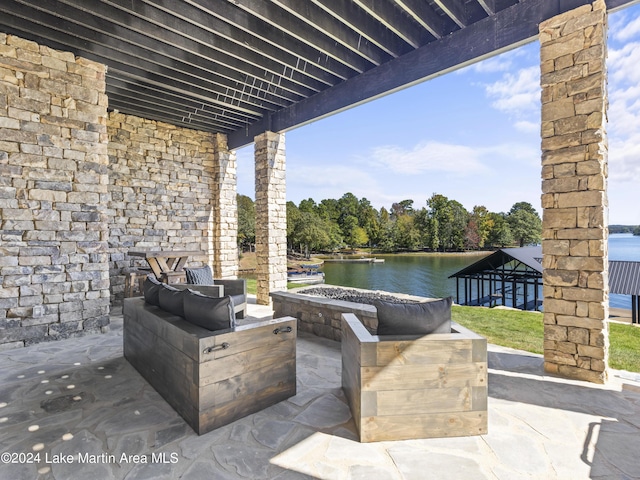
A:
[
  {"left": 352, "top": 0, "right": 431, "bottom": 49},
  {"left": 109, "top": 102, "right": 226, "bottom": 133},
  {"left": 97, "top": 0, "right": 327, "bottom": 95},
  {"left": 50, "top": 0, "right": 309, "bottom": 105},
  {"left": 184, "top": 0, "right": 358, "bottom": 81},
  {"left": 310, "top": 0, "right": 414, "bottom": 58},
  {"left": 393, "top": 0, "right": 452, "bottom": 38},
  {"left": 271, "top": 0, "right": 391, "bottom": 66},
  {"left": 477, "top": 0, "right": 497, "bottom": 15},
  {"left": 227, "top": 0, "right": 374, "bottom": 74},
  {"left": 107, "top": 78, "right": 251, "bottom": 129},
  {"left": 432, "top": 0, "right": 469, "bottom": 28},
  {"left": 138, "top": 0, "right": 342, "bottom": 87}
]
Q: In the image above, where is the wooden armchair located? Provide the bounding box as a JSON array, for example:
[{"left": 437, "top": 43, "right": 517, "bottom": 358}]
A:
[{"left": 341, "top": 313, "right": 488, "bottom": 442}]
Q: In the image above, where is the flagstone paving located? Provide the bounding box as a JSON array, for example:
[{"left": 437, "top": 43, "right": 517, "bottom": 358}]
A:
[{"left": 1, "top": 297, "right": 639, "bottom": 479}]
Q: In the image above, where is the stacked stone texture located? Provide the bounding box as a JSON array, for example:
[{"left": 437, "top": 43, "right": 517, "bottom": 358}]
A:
[
  {"left": 0, "top": 34, "right": 110, "bottom": 348},
  {"left": 254, "top": 132, "right": 287, "bottom": 305},
  {"left": 212, "top": 133, "right": 238, "bottom": 279},
  {"left": 107, "top": 112, "right": 219, "bottom": 299},
  {"left": 539, "top": 0, "right": 609, "bottom": 383}
]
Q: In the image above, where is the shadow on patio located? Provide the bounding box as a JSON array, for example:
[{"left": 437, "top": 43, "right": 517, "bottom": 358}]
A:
[{"left": 1, "top": 302, "right": 639, "bottom": 479}]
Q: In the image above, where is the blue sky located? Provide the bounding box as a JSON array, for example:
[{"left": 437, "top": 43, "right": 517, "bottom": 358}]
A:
[{"left": 237, "top": 4, "right": 640, "bottom": 225}]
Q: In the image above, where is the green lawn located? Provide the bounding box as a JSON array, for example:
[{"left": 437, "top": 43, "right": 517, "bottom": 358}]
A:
[
  {"left": 244, "top": 279, "right": 640, "bottom": 373},
  {"left": 453, "top": 305, "right": 640, "bottom": 373}
]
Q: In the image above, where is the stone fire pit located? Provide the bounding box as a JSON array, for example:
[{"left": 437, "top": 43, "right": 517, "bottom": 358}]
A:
[{"left": 270, "top": 286, "right": 428, "bottom": 341}]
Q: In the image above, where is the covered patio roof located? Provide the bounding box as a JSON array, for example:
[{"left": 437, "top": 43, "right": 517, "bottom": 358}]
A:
[{"left": 1, "top": 0, "right": 637, "bottom": 149}]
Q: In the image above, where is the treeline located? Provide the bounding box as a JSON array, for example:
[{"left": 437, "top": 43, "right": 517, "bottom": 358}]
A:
[
  {"left": 237, "top": 193, "right": 543, "bottom": 255},
  {"left": 610, "top": 225, "right": 640, "bottom": 235}
]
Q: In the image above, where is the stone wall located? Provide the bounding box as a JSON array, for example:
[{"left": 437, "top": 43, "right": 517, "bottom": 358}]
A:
[
  {"left": 271, "top": 291, "right": 378, "bottom": 341},
  {"left": 539, "top": 0, "right": 609, "bottom": 383},
  {"left": 0, "top": 34, "right": 110, "bottom": 349},
  {"left": 254, "top": 131, "right": 287, "bottom": 305},
  {"left": 107, "top": 112, "right": 217, "bottom": 300}
]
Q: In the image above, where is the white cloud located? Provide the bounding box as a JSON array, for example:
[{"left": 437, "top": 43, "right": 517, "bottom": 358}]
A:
[
  {"left": 514, "top": 120, "right": 539, "bottom": 134},
  {"left": 612, "top": 13, "right": 640, "bottom": 42},
  {"left": 366, "top": 142, "right": 487, "bottom": 175},
  {"left": 609, "top": 42, "right": 640, "bottom": 84},
  {"left": 484, "top": 66, "right": 540, "bottom": 117},
  {"left": 607, "top": 30, "right": 640, "bottom": 186},
  {"left": 285, "top": 163, "right": 384, "bottom": 203},
  {"left": 609, "top": 134, "right": 640, "bottom": 183}
]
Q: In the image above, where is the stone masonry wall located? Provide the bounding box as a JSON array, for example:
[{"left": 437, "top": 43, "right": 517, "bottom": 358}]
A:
[
  {"left": 107, "top": 112, "right": 216, "bottom": 301},
  {"left": 254, "top": 131, "right": 287, "bottom": 305},
  {"left": 539, "top": 0, "right": 609, "bottom": 383},
  {"left": 271, "top": 291, "right": 378, "bottom": 341},
  {"left": 0, "top": 34, "right": 110, "bottom": 349}
]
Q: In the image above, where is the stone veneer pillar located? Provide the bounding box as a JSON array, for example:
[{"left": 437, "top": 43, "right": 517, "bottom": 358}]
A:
[
  {"left": 254, "top": 131, "right": 287, "bottom": 305},
  {"left": 212, "top": 133, "right": 238, "bottom": 278},
  {"left": 539, "top": 0, "right": 609, "bottom": 383}
]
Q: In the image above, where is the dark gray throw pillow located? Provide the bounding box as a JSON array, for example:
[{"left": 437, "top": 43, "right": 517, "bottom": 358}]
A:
[
  {"left": 374, "top": 297, "right": 452, "bottom": 335},
  {"left": 184, "top": 266, "right": 214, "bottom": 285},
  {"left": 143, "top": 275, "right": 162, "bottom": 306},
  {"left": 158, "top": 283, "right": 185, "bottom": 317},
  {"left": 183, "top": 289, "right": 235, "bottom": 331}
]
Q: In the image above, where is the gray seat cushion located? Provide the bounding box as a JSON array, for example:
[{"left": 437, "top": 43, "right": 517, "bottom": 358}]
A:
[
  {"left": 158, "top": 283, "right": 185, "bottom": 317},
  {"left": 143, "top": 275, "right": 162, "bottom": 306},
  {"left": 183, "top": 289, "right": 235, "bottom": 331},
  {"left": 230, "top": 294, "right": 245, "bottom": 308},
  {"left": 374, "top": 297, "right": 452, "bottom": 335}
]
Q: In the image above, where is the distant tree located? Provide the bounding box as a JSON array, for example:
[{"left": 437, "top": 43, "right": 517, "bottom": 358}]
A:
[
  {"left": 338, "top": 193, "right": 360, "bottom": 223},
  {"left": 449, "top": 200, "right": 469, "bottom": 250},
  {"left": 341, "top": 215, "right": 361, "bottom": 250},
  {"left": 393, "top": 214, "right": 420, "bottom": 250},
  {"left": 293, "top": 211, "right": 329, "bottom": 258},
  {"left": 470, "top": 205, "right": 491, "bottom": 248},
  {"left": 507, "top": 202, "right": 542, "bottom": 247},
  {"left": 359, "top": 200, "right": 381, "bottom": 247},
  {"left": 237, "top": 194, "right": 255, "bottom": 252},
  {"left": 426, "top": 194, "right": 452, "bottom": 251},
  {"left": 634, "top": 226, "right": 640, "bottom": 236},
  {"left": 298, "top": 198, "right": 318, "bottom": 214},
  {"left": 425, "top": 194, "right": 468, "bottom": 251},
  {"left": 464, "top": 219, "right": 481, "bottom": 250},
  {"left": 413, "top": 207, "right": 429, "bottom": 248},
  {"left": 318, "top": 198, "right": 340, "bottom": 223},
  {"left": 391, "top": 199, "right": 414, "bottom": 219},
  {"left": 486, "top": 212, "right": 513, "bottom": 247},
  {"left": 286, "top": 201, "right": 302, "bottom": 251}
]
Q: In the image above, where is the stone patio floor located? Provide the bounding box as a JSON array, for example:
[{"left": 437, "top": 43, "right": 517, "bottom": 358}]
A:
[{"left": 1, "top": 296, "right": 640, "bottom": 480}]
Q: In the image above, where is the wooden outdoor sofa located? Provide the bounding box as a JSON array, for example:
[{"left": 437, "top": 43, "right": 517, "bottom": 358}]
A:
[
  {"left": 123, "top": 297, "right": 296, "bottom": 435},
  {"left": 341, "top": 312, "right": 488, "bottom": 442}
]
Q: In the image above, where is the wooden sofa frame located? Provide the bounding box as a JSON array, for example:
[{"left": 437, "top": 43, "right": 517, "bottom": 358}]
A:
[
  {"left": 341, "top": 313, "right": 487, "bottom": 442},
  {"left": 123, "top": 297, "right": 296, "bottom": 435}
]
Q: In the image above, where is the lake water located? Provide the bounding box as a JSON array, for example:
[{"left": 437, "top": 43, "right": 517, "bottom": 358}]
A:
[{"left": 322, "top": 234, "right": 640, "bottom": 310}]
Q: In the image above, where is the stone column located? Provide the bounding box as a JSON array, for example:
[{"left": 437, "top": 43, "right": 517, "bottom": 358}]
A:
[
  {"left": 212, "top": 133, "right": 238, "bottom": 278},
  {"left": 539, "top": 0, "right": 609, "bottom": 383},
  {"left": 254, "top": 131, "right": 287, "bottom": 305}
]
